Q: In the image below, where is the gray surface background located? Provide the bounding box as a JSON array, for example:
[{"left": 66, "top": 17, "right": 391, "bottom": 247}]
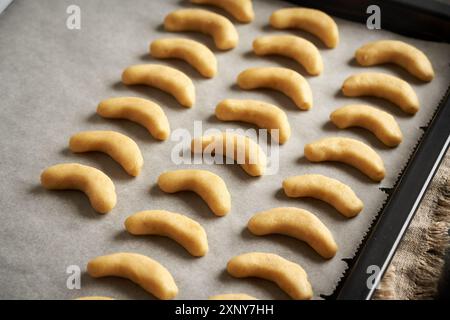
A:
[
  {"left": 0, "top": 0, "right": 12, "bottom": 14},
  {"left": 0, "top": 0, "right": 449, "bottom": 300}
]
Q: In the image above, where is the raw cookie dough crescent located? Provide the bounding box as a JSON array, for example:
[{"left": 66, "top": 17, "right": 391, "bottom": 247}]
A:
[
  {"left": 330, "top": 104, "right": 403, "bottom": 147},
  {"left": 227, "top": 252, "right": 313, "bottom": 300},
  {"left": 282, "top": 174, "right": 363, "bottom": 217},
  {"left": 125, "top": 210, "right": 208, "bottom": 257},
  {"left": 304, "top": 137, "right": 386, "bottom": 182},
  {"left": 87, "top": 252, "right": 178, "bottom": 300},
  {"left": 40, "top": 163, "right": 116, "bottom": 214},
  {"left": 150, "top": 38, "right": 217, "bottom": 78},
  {"left": 248, "top": 207, "right": 338, "bottom": 258},
  {"left": 355, "top": 40, "right": 434, "bottom": 82},
  {"left": 122, "top": 64, "right": 195, "bottom": 108},
  {"left": 253, "top": 35, "right": 323, "bottom": 76},
  {"left": 270, "top": 8, "right": 339, "bottom": 48},
  {"left": 190, "top": 0, "right": 254, "bottom": 23},
  {"left": 341, "top": 72, "right": 419, "bottom": 114},
  {"left": 191, "top": 132, "right": 267, "bottom": 176},
  {"left": 215, "top": 99, "right": 291, "bottom": 144},
  {"left": 69, "top": 131, "right": 144, "bottom": 177},
  {"left": 164, "top": 9, "right": 239, "bottom": 50},
  {"left": 97, "top": 97, "right": 170, "bottom": 141},
  {"left": 237, "top": 67, "right": 313, "bottom": 110},
  {"left": 157, "top": 169, "right": 231, "bottom": 216}
]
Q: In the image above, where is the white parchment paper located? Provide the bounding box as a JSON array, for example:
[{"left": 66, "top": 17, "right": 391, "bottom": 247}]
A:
[{"left": 0, "top": 0, "right": 449, "bottom": 299}]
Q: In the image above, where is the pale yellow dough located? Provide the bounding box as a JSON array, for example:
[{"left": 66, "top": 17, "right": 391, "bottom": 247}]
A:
[
  {"left": 209, "top": 293, "right": 257, "bottom": 300},
  {"left": 69, "top": 131, "right": 143, "bottom": 177},
  {"left": 227, "top": 252, "right": 313, "bottom": 300},
  {"left": 330, "top": 104, "right": 403, "bottom": 147},
  {"left": 237, "top": 67, "right": 313, "bottom": 110},
  {"left": 190, "top": 0, "right": 254, "bottom": 23},
  {"left": 150, "top": 38, "right": 217, "bottom": 78},
  {"left": 97, "top": 97, "right": 170, "bottom": 141},
  {"left": 40, "top": 163, "right": 116, "bottom": 214},
  {"left": 341, "top": 72, "right": 419, "bottom": 114},
  {"left": 122, "top": 64, "right": 195, "bottom": 108},
  {"left": 355, "top": 40, "right": 434, "bottom": 82},
  {"left": 253, "top": 35, "right": 323, "bottom": 76},
  {"left": 157, "top": 169, "right": 231, "bottom": 216},
  {"left": 164, "top": 9, "right": 238, "bottom": 50},
  {"left": 248, "top": 207, "right": 338, "bottom": 258},
  {"left": 191, "top": 132, "right": 267, "bottom": 176},
  {"left": 87, "top": 253, "right": 178, "bottom": 300},
  {"left": 304, "top": 137, "right": 386, "bottom": 182},
  {"left": 270, "top": 8, "right": 339, "bottom": 48},
  {"left": 125, "top": 210, "right": 208, "bottom": 257},
  {"left": 282, "top": 174, "right": 363, "bottom": 217},
  {"left": 215, "top": 99, "right": 291, "bottom": 144}
]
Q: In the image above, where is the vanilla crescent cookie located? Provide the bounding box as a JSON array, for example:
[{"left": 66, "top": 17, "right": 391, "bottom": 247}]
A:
[
  {"left": 304, "top": 137, "right": 386, "bottom": 182},
  {"left": 97, "top": 97, "right": 170, "bottom": 141},
  {"left": 355, "top": 40, "right": 434, "bottom": 82},
  {"left": 87, "top": 252, "right": 178, "bottom": 300},
  {"left": 190, "top": 0, "right": 254, "bottom": 23},
  {"left": 164, "top": 9, "right": 238, "bottom": 50},
  {"left": 150, "top": 38, "right": 217, "bottom": 78},
  {"left": 125, "top": 210, "right": 208, "bottom": 257},
  {"left": 227, "top": 252, "right": 313, "bottom": 300},
  {"left": 40, "top": 163, "right": 116, "bottom": 214},
  {"left": 215, "top": 99, "right": 291, "bottom": 144},
  {"left": 253, "top": 35, "right": 323, "bottom": 76},
  {"left": 248, "top": 207, "right": 338, "bottom": 258},
  {"left": 122, "top": 64, "right": 195, "bottom": 108},
  {"left": 157, "top": 169, "right": 231, "bottom": 216},
  {"left": 330, "top": 104, "right": 403, "bottom": 147},
  {"left": 270, "top": 8, "right": 339, "bottom": 48}
]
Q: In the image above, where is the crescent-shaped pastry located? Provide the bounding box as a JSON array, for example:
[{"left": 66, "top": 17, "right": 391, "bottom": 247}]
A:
[
  {"left": 125, "top": 210, "right": 208, "bottom": 257},
  {"left": 97, "top": 97, "right": 170, "bottom": 141},
  {"left": 191, "top": 132, "right": 267, "bottom": 176},
  {"left": 270, "top": 8, "right": 339, "bottom": 48},
  {"left": 190, "top": 0, "right": 254, "bottom": 23},
  {"left": 248, "top": 207, "right": 338, "bottom": 258},
  {"left": 87, "top": 252, "right": 178, "bottom": 300},
  {"left": 164, "top": 9, "right": 238, "bottom": 50},
  {"left": 40, "top": 163, "right": 116, "bottom": 214},
  {"left": 227, "top": 252, "right": 313, "bottom": 300},
  {"left": 341, "top": 73, "right": 419, "bottom": 114},
  {"left": 209, "top": 293, "right": 257, "bottom": 300},
  {"left": 122, "top": 64, "right": 195, "bottom": 108},
  {"left": 253, "top": 35, "right": 323, "bottom": 76},
  {"left": 330, "top": 104, "right": 403, "bottom": 147},
  {"left": 355, "top": 40, "right": 434, "bottom": 81},
  {"left": 304, "top": 137, "right": 386, "bottom": 181},
  {"left": 150, "top": 38, "right": 217, "bottom": 78},
  {"left": 237, "top": 67, "right": 313, "bottom": 110},
  {"left": 282, "top": 174, "right": 363, "bottom": 217},
  {"left": 69, "top": 131, "right": 143, "bottom": 177},
  {"left": 215, "top": 99, "right": 291, "bottom": 144},
  {"left": 157, "top": 170, "right": 231, "bottom": 216}
]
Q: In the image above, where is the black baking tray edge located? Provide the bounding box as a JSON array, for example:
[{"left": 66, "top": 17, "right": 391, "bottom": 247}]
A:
[{"left": 284, "top": 0, "right": 450, "bottom": 300}]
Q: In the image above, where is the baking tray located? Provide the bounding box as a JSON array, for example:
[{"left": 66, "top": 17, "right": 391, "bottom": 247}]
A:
[
  {"left": 0, "top": 0, "right": 449, "bottom": 301},
  {"left": 284, "top": 0, "right": 450, "bottom": 300}
]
